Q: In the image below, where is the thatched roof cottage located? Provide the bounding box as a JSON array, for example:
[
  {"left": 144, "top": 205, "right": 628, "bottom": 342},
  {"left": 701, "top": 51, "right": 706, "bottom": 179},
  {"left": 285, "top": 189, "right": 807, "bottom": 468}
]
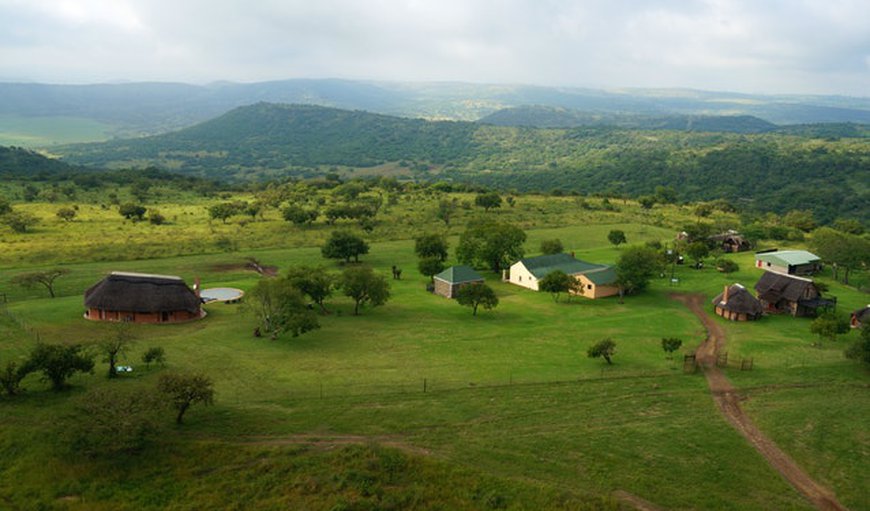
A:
[
  {"left": 712, "top": 283, "right": 762, "bottom": 321},
  {"left": 754, "top": 271, "right": 833, "bottom": 317},
  {"left": 84, "top": 272, "right": 203, "bottom": 323},
  {"left": 851, "top": 306, "right": 870, "bottom": 329}
]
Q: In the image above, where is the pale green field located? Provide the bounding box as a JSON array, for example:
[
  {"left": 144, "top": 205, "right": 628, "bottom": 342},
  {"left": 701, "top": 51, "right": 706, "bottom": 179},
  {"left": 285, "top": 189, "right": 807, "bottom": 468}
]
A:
[{"left": 0, "top": 115, "right": 114, "bottom": 147}]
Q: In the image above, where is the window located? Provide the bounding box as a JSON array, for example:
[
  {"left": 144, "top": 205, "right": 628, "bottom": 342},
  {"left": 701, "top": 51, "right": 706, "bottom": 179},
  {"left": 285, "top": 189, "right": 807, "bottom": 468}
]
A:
[{"left": 587, "top": 284, "right": 592, "bottom": 290}]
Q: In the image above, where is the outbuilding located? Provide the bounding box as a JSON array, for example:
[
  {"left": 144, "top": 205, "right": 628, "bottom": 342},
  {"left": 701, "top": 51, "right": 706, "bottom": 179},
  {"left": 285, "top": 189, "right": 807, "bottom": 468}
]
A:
[
  {"left": 851, "top": 306, "right": 870, "bottom": 329},
  {"left": 754, "top": 250, "right": 821, "bottom": 276},
  {"left": 712, "top": 283, "right": 762, "bottom": 321},
  {"left": 433, "top": 265, "right": 484, "bottom": 298},
  {"left": 84, "top": 272, "right": 204, "bottom": 323},
  {"left": 754, "top": 271, "right": 832, "bottom": 317}
]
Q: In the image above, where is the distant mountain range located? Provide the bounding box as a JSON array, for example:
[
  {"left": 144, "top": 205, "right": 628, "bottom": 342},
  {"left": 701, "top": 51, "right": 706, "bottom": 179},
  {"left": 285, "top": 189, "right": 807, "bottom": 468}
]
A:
[{"left": 1, "top": 79, "right": 869, "bottom": 144}]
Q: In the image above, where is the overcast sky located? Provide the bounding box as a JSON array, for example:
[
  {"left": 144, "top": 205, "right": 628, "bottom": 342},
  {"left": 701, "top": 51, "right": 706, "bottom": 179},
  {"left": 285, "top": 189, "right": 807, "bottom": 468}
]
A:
[{"left": 0, "top": 0, "right": 867, "bottom": 96}]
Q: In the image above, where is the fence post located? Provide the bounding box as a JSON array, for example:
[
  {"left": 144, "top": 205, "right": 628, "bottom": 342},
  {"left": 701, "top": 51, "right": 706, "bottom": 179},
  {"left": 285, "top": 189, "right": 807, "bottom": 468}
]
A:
[{"left": 423, "top": 378, "right": 427, "bottom": 393}]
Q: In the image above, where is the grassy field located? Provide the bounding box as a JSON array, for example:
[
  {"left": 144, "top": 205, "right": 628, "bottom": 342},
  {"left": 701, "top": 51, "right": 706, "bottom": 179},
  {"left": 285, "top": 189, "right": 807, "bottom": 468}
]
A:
[{"left": 0, "top": 192, "right": 868, "bottom": 510}]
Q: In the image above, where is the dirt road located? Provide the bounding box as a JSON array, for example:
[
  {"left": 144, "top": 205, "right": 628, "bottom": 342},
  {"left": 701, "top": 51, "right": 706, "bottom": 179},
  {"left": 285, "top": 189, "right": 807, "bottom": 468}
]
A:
[{"left": 671, "top": 293, "right": 848, "bottom": 511}]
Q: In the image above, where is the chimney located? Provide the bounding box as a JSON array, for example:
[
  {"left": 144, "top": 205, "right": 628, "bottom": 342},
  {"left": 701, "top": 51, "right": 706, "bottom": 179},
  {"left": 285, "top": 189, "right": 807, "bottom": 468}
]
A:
[
  {"left": 722, "top": 284, "right": 730, "bottom": 305},
  {"left": 193, "top": 277, "right": 201, "bottom": 298}
]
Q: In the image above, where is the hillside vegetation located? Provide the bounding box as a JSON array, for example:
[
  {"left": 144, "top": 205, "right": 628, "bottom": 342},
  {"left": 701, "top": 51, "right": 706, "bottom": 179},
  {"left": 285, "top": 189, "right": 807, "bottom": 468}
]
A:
[{"left": 53, "top": 104, "right": 870, "bottom": 223}]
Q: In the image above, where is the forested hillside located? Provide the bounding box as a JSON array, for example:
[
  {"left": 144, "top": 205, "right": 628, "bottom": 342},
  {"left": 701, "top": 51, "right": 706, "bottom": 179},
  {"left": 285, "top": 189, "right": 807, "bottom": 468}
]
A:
[{"left": 53, "top": 103, "right": 870, "bottom": 223}]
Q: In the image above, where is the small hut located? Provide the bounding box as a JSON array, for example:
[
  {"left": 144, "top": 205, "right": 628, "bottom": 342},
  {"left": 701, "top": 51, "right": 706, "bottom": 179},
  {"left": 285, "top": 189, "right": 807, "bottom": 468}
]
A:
[
  {"left": 84, "top": 272, "right": 203, "bottom": 323},
  {"left": 712, "top": 283, "right": 762, "bottom": 321},
  {"left": 709, "top": 231, "right": 751, "bottom": 253},
  {"left": 851, "top": 306, "right": 870, "bottom": 329},
  {"left": 433, "top": 266, "right": 484, "bottom": 298}
]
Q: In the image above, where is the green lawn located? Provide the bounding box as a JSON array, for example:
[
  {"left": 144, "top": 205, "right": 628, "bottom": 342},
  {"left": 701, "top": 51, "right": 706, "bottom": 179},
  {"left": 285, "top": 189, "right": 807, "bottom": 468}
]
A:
[{"left": 0, "top": 196, "right": 867, "bottom": 509}]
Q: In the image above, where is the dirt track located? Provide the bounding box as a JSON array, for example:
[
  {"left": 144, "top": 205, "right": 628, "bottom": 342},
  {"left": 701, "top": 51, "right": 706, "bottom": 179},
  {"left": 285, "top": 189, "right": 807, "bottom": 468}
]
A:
[{"left": 671, "top": 293, "right": 848, "bottom": 511}]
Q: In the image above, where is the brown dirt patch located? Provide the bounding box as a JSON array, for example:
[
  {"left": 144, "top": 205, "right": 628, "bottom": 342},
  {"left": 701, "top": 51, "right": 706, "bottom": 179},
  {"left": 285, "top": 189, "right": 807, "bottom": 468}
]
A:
[
  {"left": 671, "top": 293, "right": 848, "bottom": 511},
  {"left": 210, "top": 259, "right": 278, "bottom": 277}
]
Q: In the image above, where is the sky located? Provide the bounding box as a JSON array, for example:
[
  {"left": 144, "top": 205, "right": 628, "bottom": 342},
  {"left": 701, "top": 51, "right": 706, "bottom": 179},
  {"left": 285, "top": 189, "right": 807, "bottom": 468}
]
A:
[{"left": 0, "top": 0, "right": 868, "bottom": 96}]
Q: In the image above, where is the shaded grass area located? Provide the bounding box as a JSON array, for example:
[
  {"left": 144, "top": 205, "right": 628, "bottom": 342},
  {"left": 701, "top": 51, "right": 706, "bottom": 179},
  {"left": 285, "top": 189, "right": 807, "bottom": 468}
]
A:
[{"left": 0, "top": 115, "right": 114, "bottom": 147}]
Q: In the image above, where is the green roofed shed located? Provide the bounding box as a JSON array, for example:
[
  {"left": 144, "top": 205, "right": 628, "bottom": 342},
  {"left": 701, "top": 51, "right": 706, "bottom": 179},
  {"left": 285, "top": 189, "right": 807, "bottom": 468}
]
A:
[
  {"left": 755, "top": 250, "right": 821, "bottom": 276},
  {"left": 433, "top": 265, "right": 484, "bottom": 298}
]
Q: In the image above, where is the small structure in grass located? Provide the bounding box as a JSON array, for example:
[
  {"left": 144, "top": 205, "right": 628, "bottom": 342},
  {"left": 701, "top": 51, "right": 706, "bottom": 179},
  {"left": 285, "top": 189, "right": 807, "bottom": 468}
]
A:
[
  {"left": 851, "top": 306, "right": 870, "bottom": 329},
  {"left": 432, "top": 265, "right": 484, "bottom": 299},
  {"left": 709, "top": 231, "right": 751, "bottom": 253},
  {"left": 84, "top": 272, "right": 203, "bottom": 323},
  {"left": 712, "top": 283, "right": 762, "bottom": 321}
]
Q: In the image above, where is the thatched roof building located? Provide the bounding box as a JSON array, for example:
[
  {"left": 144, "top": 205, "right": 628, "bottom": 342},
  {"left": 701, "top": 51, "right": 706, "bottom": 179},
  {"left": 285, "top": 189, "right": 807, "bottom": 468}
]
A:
[
  {"left": 712, "top": 283, "right": 762, "bottom": 321},
  {"left": 754, "top": 271, "right": 833, "bottom": 317},
  {"left": 84, "top": 272, "right": 203, "bottom": 323},
  {"left": 852, "top": 306, "right": 870, "bottom": 329}
]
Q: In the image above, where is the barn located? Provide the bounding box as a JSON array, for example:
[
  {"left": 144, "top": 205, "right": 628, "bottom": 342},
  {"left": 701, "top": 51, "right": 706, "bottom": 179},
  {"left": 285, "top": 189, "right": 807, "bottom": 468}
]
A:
[
  {"left": 712, "top": 283, "right": 762, "bottom": 321},
  {"left": 433, "top": 265, "right": 484, "bottom": 298},
  {"left": 84, "top": 272, "right": 204, "bottom": 323}
]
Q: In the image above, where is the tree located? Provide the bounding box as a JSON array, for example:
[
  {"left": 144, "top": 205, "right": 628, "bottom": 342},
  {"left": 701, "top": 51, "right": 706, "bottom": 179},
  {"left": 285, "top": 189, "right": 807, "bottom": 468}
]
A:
[
  {"left": 809, "top": 312, "right": 850, "bottom": 343},
  {"left": 810, "top": 227, "right": 870, "bottom": 285},
  {"left": 418, "top": 256, "right": 446, "bottom": 282},
  {"left": 339, "top": 266, "right": 390, "bottom": 315},
  {"left": 540, "top": 239, "right": 563, "bottom": 255},
  {"left": 782, "top": 209, "right": 816, "bottom": 232},
  {"left": 661, "top": 338, "right": 683, "bottom": 359},
  {"left": 456, "top": 220, "right": 526, "bottom": 272},
  {"left": 282, "top": 204, "right": 318, "bottom": 226},
  {"left": 0, "top": 361, "right": 29, "bottom": 396},
  {"left": 845, "top": 325, "right": 870, "bottom": 364},
  {"left": 208, "top": 202, "right": 239, "bottom": 223},
  {"left": 686, "top": 242, "right": 709, "bottom": 269},
  {"left": 456, "top": 282, "right": 499, "bottom": 316},
  {"left": 24, "top": 343, "right": 94, "bottom": 391},
  {"left": 65, "top": 387, "right": 163, "bottom": 457},
  {"left": 119, "top": 203, "right": 147, "bottom": 221},
  {"left": 475, "top": 191, "right": 502, "bottom": 212},
  {"left": 148, "top": 209, "right": 166, "bottom": 225},
  {"left": 245, "top": 278, "right": 319, "bottom": 337},
  {"left": 638, "top": 196, "right": 656, "bottom": 209},
  {"left": 587, "top": 339, "right": 616, "bottom": 365},
  {"left": 100, "top": 323, "right": 135, "bottom": 378},
  {"left": 142, "top": 347, "right": 166, "bottom": 366},
  {"left": 0, "top": 197, "right": 11, "bottom": 215},
  {"left": 539, "top": 270, "right": 575, "bottom": 302},
  {"left": 321, "top": 230, "right": 369, "bottom": 263},
  {"left": 830, "top": 218, "right": 864, "bottom": 235},
  {"left": 10, "top": 268, "right": 70, "bottom": 298},
  {"left": 715, "top": 258, "right": 739, "bottom": 273},
  {"left": 56, "top": 207, "right": 76, "bottom": 222},
  {"left": 435, "top": 199, "right": 457, "bottom": 226},
  {"left": 157, "top": 372, "right": 214, "bottom": 424},
  {"left": 415, "top": 233, "right": 449, "bottom": 261},
  {"left": 693, "top": 203, "right": 713, "bottom": 222},
  {"left": 615, "top": 246, "right": 662, "bottom": 297},
  {"left": 607, "top": 230, "right": 627, "bottom": 247},
  {"left": 285, "top": 266, "right": 334, "bottom": 314},
  {"left": 1, "top": 210, "right": 39, "bottom": 233}
]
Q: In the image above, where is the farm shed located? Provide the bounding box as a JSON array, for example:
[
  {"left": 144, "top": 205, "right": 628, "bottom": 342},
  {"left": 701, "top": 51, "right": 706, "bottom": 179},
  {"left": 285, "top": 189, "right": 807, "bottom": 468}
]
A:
[
  {"left": 709, "top": 231, "right": 751, "bottom": 253},
  {"left": 753, "top": 271, "right": 832, "bottom": 317},
  {"left": 507, "top": 253, "right": 618, "bottom": 299},
  {"left": 754, "top": 250, "right": 821, "bottom": 276},
  {"left": 851, "top": 306, "right": 870, "bottom": 329},
  {"left": 433, "top": 265, "right": 484, "bottom": 298},
  {"left": 84, "top": 272, "right": 203, "bottom": 323},
  {"left": 712, "top": 283, "right": 762, "bottom": 321}
]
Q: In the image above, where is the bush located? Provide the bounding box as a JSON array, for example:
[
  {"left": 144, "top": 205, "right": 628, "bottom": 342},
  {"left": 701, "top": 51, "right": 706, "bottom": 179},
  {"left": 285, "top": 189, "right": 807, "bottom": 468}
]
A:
[
  {"left": 715, "top": 259, "right": 739, "bottom": 273},
  {"left": 142, "top": 347, "right": 166, "bottom": 366}
]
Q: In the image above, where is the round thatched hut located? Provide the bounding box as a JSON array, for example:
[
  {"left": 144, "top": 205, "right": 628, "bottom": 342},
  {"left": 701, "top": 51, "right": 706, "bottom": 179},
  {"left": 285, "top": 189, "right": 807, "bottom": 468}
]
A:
[
  {"left": 84, "top": 272, "right": 203, "bottom": 323},
  {"left": 712, "top": 283, "right": 762, "bottom": 321}
]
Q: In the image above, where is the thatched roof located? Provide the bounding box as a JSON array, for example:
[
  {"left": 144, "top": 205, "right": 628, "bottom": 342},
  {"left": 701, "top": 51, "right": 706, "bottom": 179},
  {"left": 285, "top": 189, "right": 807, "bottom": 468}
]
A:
[
  {"left": 853, "top": 306, "right": 870, "bottom": 323},
  {"left": 712, "top": 284, "right": 762, "bottom": 315},
  {"left": 754, "top": 271, "right": 817, "bottom": 302},
  {"left": 84, "top": 272, "right": 200, "bottom": 314}
]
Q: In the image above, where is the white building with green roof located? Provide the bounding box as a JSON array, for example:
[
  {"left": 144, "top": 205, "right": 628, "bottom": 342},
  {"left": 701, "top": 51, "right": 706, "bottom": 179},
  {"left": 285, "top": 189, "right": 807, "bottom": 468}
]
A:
[
  {"left": 754, "top": 250, "right": 822, "bottom": 276},
  {"left": 507, "top": 253, "right": 619, "bottom": 299}
]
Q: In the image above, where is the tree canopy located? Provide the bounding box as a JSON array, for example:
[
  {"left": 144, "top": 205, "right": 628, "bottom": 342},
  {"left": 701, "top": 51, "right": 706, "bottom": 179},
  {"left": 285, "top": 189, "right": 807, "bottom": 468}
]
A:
[
  {"left": 456, "top": 282, "right": 499, "bottom": 316},
  {"left": 456, "top": 220, "right": 526, "bottom": 272},
  {"left": 322, "top": 231, "right": 370, "bottom": 263}
]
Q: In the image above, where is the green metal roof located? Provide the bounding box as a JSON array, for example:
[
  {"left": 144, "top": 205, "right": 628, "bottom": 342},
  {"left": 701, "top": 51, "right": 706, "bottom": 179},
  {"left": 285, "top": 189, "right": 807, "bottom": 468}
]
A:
[
  {"left": 582, "top": 266, "right": 617, "bottom": 286},
  {"left": 433, "top": 265, "right": 484, "bottom": 284},
  {"left": 755, "top": 250, "right": 820, "bottom": 267},
  {"left": 518, "top": 253, "right": 615, "bottom": 284}
]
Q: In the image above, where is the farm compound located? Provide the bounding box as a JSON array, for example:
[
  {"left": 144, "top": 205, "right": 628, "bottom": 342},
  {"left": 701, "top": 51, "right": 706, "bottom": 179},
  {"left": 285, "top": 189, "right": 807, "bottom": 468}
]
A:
[{"left": 84, "top": 272, "right": 204, "bottom": 323}]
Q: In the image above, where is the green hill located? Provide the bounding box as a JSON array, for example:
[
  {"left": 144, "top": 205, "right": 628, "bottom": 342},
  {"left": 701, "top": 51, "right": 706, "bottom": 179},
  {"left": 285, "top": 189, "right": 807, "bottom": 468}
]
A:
[
  {"left": 479, "top": 105, "right": 779, "bottom": 133},
  {"left": 55, "top": 103, "right": 870, "bottom": 222}
]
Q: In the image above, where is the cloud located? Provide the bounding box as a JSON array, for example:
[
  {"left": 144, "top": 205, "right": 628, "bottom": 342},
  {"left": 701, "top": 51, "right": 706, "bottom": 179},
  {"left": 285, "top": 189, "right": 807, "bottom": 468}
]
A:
[{"left": 0, "top": 0, "right": 867, "bottom": 95}]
